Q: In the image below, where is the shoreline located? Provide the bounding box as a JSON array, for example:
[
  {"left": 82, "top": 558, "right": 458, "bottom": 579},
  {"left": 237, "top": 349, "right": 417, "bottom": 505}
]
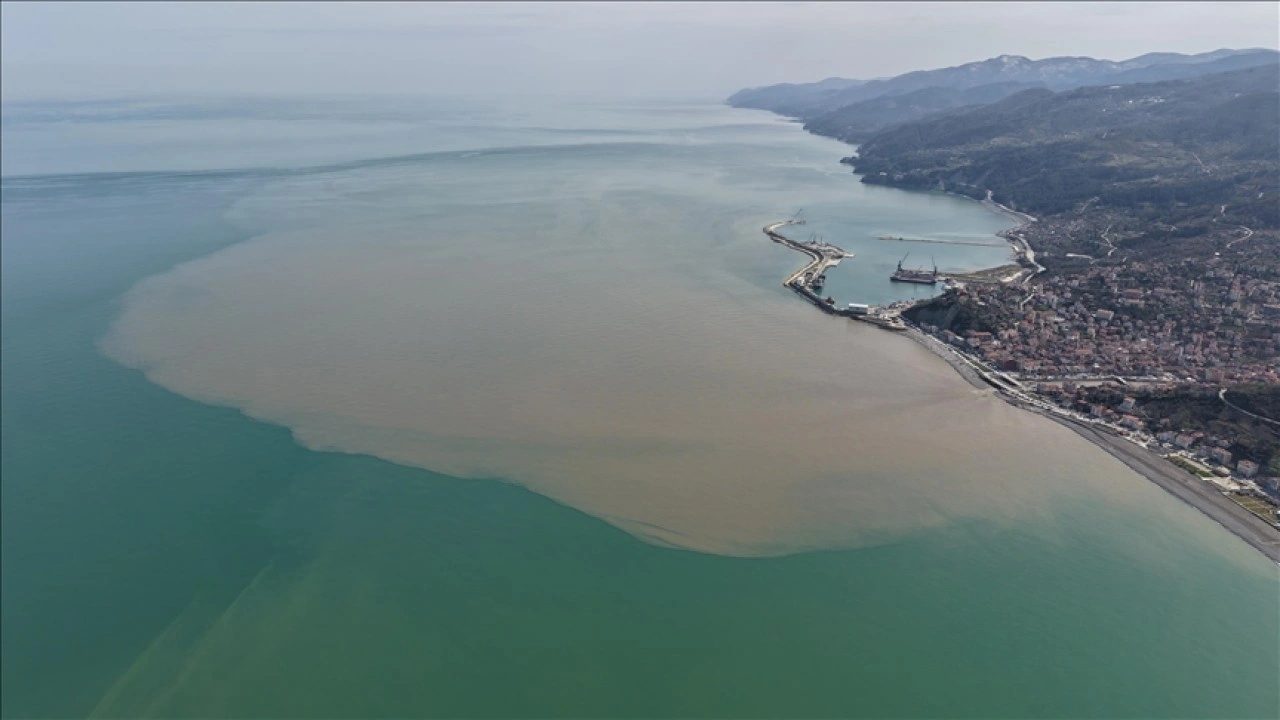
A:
[
  {"left": 1051, "top": 413, "right": 1280, "bottom": 563},
  {"left": 978, "top": 191, "right": 1045, "bottom": 283},
  {"left": 913, "top": 186, "right": 1046, "bottom": 283},
  {"left": 763, "top": 185, "right": 1280, "bottom": 562},
  {"left": 898, "top": 325, "right": 1280, "bottom": 563},
  {"left": 955, "top": 193, "right": 1277, "bottom": 559},
  {"left": 981, "top": 192, "right": 1038, "bottom": 227},
  {"left": 759, "top": 117, "right": 1279, "bottom": 563}
]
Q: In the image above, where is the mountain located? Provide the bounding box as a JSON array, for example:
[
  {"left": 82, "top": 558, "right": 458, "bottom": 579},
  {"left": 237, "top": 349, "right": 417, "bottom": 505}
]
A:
[
  {"left": 800, "top": 81, "right": 1047, "bottom": 143},
  {"left": 727, "top": 49, "right": 1280, "bottom": 122},
  {"left": 1098, "top": 50, "right": 1280, "bottom": 85},
  {"left": 797, "top": 50, "right": 1280, "bottom": 143},
  {"left": 1115, "top": 47, "right": 1276, "bottom": 70},
  {"left": 727, "top": 78, "right": 864, "bottom": 119},
  {"left": 850, "top": 64, "right": 1279, "bottom": 258}
]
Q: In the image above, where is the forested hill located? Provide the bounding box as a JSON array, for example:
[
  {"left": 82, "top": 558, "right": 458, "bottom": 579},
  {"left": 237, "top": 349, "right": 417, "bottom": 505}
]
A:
[
  {"left": 729, "top": 49, "right": 1279, "bottom": 142},
  {"left": 801, "top": 81, "right": 1046, "bottom": 143},
  {"left": 849, "top": 64, "right": 1280, "bottom": 237}
]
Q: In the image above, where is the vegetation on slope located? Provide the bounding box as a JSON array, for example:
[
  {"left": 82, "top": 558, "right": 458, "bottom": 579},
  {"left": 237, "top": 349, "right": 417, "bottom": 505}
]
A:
[{"left": 851, "top": 65, "right": 1280, "bottom": 249}]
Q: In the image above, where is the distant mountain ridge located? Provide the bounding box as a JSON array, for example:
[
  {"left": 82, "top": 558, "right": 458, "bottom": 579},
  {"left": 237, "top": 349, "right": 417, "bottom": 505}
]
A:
[
  {"left": 801, "top": 81, "right": 1048, "bottom": 143},
  {"left": 851, "top": 64, "right": 1279, "bottom": 251},
  {"left": 729, "top": 49, "right": 1279, "bottom": 140}
]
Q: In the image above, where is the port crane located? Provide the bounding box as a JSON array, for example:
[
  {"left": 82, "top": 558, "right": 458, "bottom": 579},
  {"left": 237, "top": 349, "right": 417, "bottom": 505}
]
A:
[
  {"left": 895, "top": 252, "right": 937, "bottom": 274},
  {"left": 891, "top": 252, "right": 940, "bottom": 285}
]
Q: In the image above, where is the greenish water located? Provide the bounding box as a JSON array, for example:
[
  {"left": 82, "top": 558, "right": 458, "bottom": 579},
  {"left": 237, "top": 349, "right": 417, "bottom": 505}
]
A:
[{"left": 2, "top": 98, "right": 1277, "bottom": 718}]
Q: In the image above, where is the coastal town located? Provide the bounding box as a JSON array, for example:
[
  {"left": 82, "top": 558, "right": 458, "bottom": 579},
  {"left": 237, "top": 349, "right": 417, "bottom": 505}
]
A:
[
  {"left": 746, "top": 54, "right": 1280, "bottom": 554},
  {"left": 766, "top": 213, "right": 1280, "bottom": 549}
]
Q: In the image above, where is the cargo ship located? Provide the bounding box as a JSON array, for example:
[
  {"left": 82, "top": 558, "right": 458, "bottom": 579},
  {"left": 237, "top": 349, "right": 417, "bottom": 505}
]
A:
[{"left": 890, "top": 253, "right": 938, "bottom": 285}]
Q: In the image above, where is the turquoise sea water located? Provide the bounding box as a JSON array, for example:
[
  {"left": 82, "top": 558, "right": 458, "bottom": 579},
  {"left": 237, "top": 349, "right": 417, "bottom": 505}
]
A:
[{"left": 2, "top": 97, "right": 1277, "bottom": 718}]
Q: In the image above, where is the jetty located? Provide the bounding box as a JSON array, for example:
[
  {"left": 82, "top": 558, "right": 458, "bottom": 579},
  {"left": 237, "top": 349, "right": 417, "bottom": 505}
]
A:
[
  {"left": 764, "top": 219, "right": 906, "bottom": 331},
  {"left": 877, "top": 235, "right": 1007, "bottom": 248}
]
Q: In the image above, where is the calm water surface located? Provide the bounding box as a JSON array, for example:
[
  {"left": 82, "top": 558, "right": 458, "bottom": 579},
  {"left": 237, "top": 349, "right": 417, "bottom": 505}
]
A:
[{"left": 2, "top": 96, "right": 1276, "bottom": 718}]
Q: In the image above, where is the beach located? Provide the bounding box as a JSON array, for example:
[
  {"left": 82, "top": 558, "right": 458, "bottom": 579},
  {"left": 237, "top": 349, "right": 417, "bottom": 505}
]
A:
[{"left": 1057, "top": 417, "right": 1280, "bottom": 562}]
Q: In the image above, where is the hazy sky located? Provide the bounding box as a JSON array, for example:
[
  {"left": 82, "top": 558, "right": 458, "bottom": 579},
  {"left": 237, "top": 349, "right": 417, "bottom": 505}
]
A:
[{"left": 2, "top": 1, "right": 1277, "bottom": 100}]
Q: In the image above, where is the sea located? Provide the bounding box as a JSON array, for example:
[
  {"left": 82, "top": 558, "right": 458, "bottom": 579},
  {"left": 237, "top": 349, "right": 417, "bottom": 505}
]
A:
[{"left": 2, "top": 95, "right": 1277, "bottom": 718}]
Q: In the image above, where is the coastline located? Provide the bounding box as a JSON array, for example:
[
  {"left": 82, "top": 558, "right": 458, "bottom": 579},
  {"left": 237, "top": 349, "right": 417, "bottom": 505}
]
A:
[
  {"left": 907, "top": 186, "right": 1043, "bottom": 283},
  {"left": 900, "top": 325, "right": 1280, "bottom": 563},
  {"left": 765, "top": 152, "right": 1279, "bottom": 562},
  {"left": 963, "top": 193, "right": 1277, "bottom": 560},
  {"left": 981, "top": 193, "right": 1037, "bottom": 227},
  {"left": 1053, "top": 414, "right": 1280, "bottom": 563}
]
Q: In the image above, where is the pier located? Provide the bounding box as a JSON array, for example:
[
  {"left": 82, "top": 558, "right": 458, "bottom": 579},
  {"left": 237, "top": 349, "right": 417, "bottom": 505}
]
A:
[{"left": 877, "top": 235, "right": 1007, "bottom": 248}]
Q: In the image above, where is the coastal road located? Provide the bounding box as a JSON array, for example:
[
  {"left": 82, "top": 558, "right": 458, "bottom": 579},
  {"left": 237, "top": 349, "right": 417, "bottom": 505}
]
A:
[{"left": 1219, "top": 387, "right": 1280, "bottom": 427}]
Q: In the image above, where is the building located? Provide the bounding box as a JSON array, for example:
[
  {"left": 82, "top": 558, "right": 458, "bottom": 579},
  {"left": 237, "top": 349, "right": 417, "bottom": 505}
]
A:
[
  {"left": 1237, "top": 459, "right": 1260, "bottom": 478},
  {"left": 1209, "top": 447, "right": 1233, "bottom": 466}
]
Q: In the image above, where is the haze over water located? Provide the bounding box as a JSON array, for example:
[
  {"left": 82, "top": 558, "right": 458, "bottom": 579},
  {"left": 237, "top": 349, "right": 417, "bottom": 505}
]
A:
[{"left": 3, "top": 96, "right": 1277, "bottom": 717}]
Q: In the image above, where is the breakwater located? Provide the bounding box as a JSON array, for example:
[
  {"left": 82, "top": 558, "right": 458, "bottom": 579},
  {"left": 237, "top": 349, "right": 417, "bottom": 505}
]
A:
[
  {"left": 878, "top": 235, "right": 1008, "bottom": 248},
  {"left": 763, "top": 220, "right": 907, "bottom": 330}
]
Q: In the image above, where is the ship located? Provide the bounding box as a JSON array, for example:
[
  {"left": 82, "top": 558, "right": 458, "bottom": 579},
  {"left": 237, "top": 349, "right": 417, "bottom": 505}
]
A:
[{"left": 890, "top": 253, "right": 939, "bottom": 285}]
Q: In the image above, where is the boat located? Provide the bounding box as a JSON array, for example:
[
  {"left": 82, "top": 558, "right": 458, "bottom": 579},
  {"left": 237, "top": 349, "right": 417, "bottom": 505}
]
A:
[{"left": 890, "top": 253, "right": 939, "bottom": 285}]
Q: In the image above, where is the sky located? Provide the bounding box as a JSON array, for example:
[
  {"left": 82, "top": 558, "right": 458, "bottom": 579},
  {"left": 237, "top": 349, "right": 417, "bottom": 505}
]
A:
[{"left": 2, "top": 1, "right": 1278, "bottom": 101}]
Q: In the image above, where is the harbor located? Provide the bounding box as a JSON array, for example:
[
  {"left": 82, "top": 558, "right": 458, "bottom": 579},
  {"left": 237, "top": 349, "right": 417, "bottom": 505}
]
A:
[
  {"left": 764, "top": 217, "right": 908, "bottom": 330},
  {"left": 763, "top": 211, "right": 1280, "bottom": 561}
]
